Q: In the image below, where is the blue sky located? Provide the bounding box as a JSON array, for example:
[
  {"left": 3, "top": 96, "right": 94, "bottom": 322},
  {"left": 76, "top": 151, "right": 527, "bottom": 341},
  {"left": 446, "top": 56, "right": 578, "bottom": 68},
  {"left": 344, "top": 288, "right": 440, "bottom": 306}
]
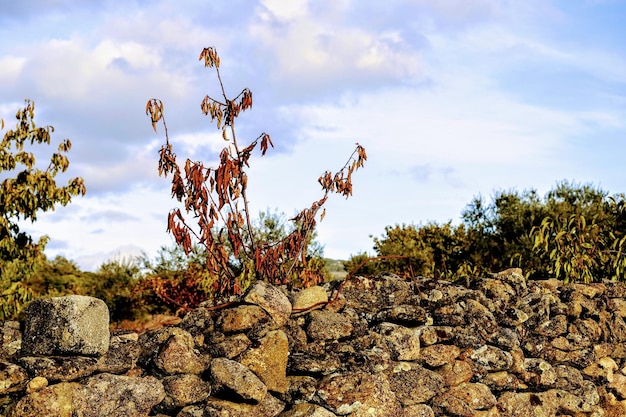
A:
[{"left": 1, "top": 0, "right": 625, "bottom": 270}]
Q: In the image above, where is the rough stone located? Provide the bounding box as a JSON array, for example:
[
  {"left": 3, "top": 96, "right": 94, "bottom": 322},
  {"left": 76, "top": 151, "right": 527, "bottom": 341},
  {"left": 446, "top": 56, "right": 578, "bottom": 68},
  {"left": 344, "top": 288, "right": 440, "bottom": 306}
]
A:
[
  {"left": 210, "top": 357, "right": 267, "bottom": 403},
  {"left": 21, "top": 295, "right": 109, "bottom": 356},
  {"left": 291, "top": 286, "right": 329, "bottom": 313},
  {"left": 306, "top": 310, "right": 354, "bottom": 341},
  {"left": 218, "top": 305, "right": 270, "bottom": 333},
  {"left": 6, "top": 271, "right": 626, "bottom": 416},
  {"left": 316, "top": 371, "right": 402, "bottom": 416},
  {"left": 420, "top": 343, "right": 460, "bottom": 367},
  {"left": 19, "top": 356, "right": 99, "bottom": 382},
  {"left": 76, "top": 373, "right": 165, "bottom": 417},
  {"left": 376, "top": 322, "right": 420, "bottom": 361},
  {"left": 239, "top": 329, "right": 289, "bottom": 393},
  {"left": 8, "top": 373, "right": 164, "bottom": 417},
  {"left": 154, "top": 330, "right": 211, "bottom": 375},
  {"left": 244, "top": 280, "right": 292, "bottom": 329},
  {"left": 278, "top": 403, "right": 336, "bottom": 416},
  {"left": 0, "top": 362, "right": 29, "bottom": 394},
  {"left": 0, "top": 321, "right": 22, "bottom": 360},
  {"left": 204, "top": 392, "right": 285, "bottom": 417},
  {"left": 388, "top": 362, "right": 445, "bottom": 404},
  {"left": 159, "top": 373, "right": 211, "bottom": 411}
]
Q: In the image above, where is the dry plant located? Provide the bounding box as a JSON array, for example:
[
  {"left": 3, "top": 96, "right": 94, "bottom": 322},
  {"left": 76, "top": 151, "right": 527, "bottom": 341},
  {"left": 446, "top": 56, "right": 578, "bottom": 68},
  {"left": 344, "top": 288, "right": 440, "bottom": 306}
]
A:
[{"left": 146, "top": 47, "right": 366, "bottom": 299}]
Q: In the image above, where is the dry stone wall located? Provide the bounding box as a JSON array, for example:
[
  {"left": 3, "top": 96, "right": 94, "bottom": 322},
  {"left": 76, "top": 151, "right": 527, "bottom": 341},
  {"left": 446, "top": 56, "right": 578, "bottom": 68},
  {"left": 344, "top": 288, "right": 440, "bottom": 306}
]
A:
[{"left": 3, "top": 269, "right": 626, "bottom": 416}]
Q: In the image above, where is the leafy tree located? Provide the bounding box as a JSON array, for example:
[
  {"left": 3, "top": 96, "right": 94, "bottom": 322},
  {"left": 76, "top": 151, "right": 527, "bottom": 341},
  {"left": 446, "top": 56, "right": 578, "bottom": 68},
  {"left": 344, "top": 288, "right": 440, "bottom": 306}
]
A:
[
  {"left": 146, "top": 47, "right": 366, "bottom": 299},
  {"left": 0, "top": 100, "right": 86, "bottom": 319},
  {"left": 353, "top": 181, "right": 626, "bottom": 284}
]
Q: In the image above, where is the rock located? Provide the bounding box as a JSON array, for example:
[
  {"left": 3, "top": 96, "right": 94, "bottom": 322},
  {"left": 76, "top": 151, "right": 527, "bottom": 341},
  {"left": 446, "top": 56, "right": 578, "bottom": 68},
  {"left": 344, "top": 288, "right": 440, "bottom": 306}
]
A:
[
  {"left": 18, "top": 356, "right": 99, "bottom": 382},
  {"left": 8, "top": 375, "right": 164, "bottom": 417},
  {"left": 388, "top": 362, "right": 444, "bottom": 404},
  {"left": 7, "top": 381, "right": 81, "bottom": 417},
  {"left": 218, "top": 305, "right": 270, "bottom": 333},
  {"left": 402, "top": 404, "right": 435, "bottom": 417},
  {"left": 420, "top": 343, "right": 460, "bottom": 367},
  {"left": 179, "top": 307, "right": 215, "bottom": 337},
  {"left": 96, "top": 332, "right": 140, "bottom": 374},
  {"left": 280, "top": 376, "right": 317, "bottom": 404},
  {"left": 470, "top": 344, "right": 514, "bottom": 372},
  {"left": 208, "top": 333, "right": 251, "bottom": 358},
  {"left": 0, "top": 321, "right": 22, "bottom": 359},
  {"left": 316, "top": 371, "right": 403, "bottom": 416},
  {"left": 445, "top": 382, "right": 496, "bottom": 410},
  {"left": 376, "top": 322, "right": 420, "bottom": 361},
  {"left": 289, "top": 351, "right": 342, "bottom": 375},
  {"left": 239, "top": 330, "right": 289, "bottom": 393},
  {"left": 154, "top": 330, "right": 211, "bottom": 375},
  {"left": 159, "top": 373, "right": 211, "bottom": 411},
  {"left": 204, "top": 392, "right": 285, "bottom": 417},
  {"left": 307, "top": 310, "right": 354, "bottom": 341},
  {"left": 278, "top": 403, "right": 336, "bottom": 416},
  {"left": 496, "top": 391, "right": 559, "bottom": 417},
  {"left": 340, "top": 274, "right": 410, "bottom": 316},
  {"left": 437, "top": 359, "right": 474, "bottom": 387},
  {"left": 26, "top": 376, "right": 48, "bottom": 393},
  {"left": 291, "top": 286, "right": 329, "bottom": 313},
  {"left": 0, "top": 362, "right": 29, "bottom": 394},
  {"left": 210, "top": 357, "right": 267, "bottom": 403},
  {"left": 372, "top": 304, "right": 429, "bottom": 326},
  {"left": 76, "top": 373, "right": 165, "bottom": 417},
  {"left": 21, "top": 295, "right": 109, "bottom": 356},
  {"left": 244, "top": 280, "right": 292, "bottom": 329}
]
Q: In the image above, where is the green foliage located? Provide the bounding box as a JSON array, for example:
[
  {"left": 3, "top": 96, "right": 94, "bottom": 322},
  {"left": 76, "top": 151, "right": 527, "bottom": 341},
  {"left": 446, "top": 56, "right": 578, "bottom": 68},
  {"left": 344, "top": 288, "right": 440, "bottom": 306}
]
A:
[
  {"left": 349, "top": 181, "right": 626, "bottom": 284},
  {"left": 531, "top": 196, "right": 626, "bottom": 283},
  {"left": 0, "top": 100, "right": 86, "bottom": 319}
]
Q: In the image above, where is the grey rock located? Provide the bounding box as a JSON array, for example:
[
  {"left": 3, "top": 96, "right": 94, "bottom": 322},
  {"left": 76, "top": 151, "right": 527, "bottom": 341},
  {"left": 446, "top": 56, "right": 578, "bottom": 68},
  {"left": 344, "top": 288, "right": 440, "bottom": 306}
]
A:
[
  {"left": 0, "top": 321, "right": 21, "bottom": 360},
  {"left": 8, "top": 373, "right": 164, "bottom": 417},
  {"left": 388, "top": 362, "right": 444, "bottom": 404},
  {"left": 0, "top": 362, "right": 29, "bottom": 394},
  {"left": 278, "top": 403, "right": 336, "bottom": 416},
  {"left": 76, "top": 373, "right": 165, "bottom": 417},
  {"left": 159, "top": 373, "right": 211, "bottom": 411},
  {"left": 307, "top": 310, "right": 353, "bottom": 341},
  {"left": 244, "top": 280, "right": 292, "bottom": 329},
  {"left": 203, "top": 392, "right": 285, "bottom": 416},
  {"left": 375, "top": 322, "right": 420, "bottom": 361},
  {"left": 154, "top": 330, "right": 211, "bottom": 375},
  {"left": 210, "top": 357, "right": 267, "bottom": 403},
  {"left": 22, "top": 295, "right": 109, "bottom": 356},
  {"left": 19, "top": 356, "right": 99, "bottom": 382},
  {"left": 217, "top": 305, "right": 270, "bottom": 333}
]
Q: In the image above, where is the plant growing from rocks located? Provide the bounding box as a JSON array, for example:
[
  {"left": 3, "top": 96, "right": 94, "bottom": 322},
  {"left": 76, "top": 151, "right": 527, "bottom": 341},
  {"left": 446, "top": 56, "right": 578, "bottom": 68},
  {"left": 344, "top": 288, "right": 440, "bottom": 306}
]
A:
[{"left": 146, "top": 47, "right": 366, "bottom": 300}]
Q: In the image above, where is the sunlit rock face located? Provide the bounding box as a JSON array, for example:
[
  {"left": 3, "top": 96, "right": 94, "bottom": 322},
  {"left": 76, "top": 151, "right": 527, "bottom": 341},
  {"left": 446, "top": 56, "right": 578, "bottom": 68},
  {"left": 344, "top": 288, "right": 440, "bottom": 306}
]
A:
[{"left": 3, "top": 269, "right": 626, "bottom": 416}]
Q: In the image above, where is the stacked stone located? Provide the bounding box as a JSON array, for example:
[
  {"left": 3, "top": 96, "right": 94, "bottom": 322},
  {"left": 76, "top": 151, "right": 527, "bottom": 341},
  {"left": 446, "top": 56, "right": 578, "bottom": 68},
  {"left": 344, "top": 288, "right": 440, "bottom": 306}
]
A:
[{"left": 2, "top": 269, "right": 626, "bottom": 416}]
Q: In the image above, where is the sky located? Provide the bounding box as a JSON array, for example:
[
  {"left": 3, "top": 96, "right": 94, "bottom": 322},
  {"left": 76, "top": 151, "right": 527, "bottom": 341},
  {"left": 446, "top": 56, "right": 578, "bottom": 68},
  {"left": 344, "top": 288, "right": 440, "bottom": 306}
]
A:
[{"left": 1, "top": 0, "right": 626, "bottom": 271}]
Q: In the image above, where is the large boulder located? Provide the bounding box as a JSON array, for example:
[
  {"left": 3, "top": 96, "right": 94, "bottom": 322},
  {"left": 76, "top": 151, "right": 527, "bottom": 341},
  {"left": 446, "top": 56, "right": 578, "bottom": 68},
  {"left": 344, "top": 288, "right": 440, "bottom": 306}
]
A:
[{"left": 21, "top": 295, "right": 110, "bottom": 356}]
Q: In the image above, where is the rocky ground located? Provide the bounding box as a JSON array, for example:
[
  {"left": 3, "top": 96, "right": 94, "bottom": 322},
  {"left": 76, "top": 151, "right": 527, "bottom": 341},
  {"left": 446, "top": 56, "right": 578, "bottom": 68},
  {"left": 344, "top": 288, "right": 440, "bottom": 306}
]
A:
[{"left": 3, "top": 268, "right": 626, "bottom": 416}]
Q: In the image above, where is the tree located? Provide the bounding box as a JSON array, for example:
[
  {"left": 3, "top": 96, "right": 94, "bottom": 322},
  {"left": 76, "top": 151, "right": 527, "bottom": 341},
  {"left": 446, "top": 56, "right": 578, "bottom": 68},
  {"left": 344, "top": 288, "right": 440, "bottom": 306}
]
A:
[
  {"left": 357, "top": 181, "right": 626, "bottom": 283},
  {"left": 0, "top": 100, "right": 86, "bottom": 319},
  {"left": 146, "top": 47, "right": 366, "bottom": 300}
]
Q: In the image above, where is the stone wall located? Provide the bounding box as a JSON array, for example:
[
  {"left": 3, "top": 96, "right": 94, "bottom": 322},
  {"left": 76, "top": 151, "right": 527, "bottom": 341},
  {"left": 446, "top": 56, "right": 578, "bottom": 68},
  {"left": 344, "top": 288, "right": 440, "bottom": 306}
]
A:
[{"left": 3, "top": 269, "right": 626, "bottom": 416}]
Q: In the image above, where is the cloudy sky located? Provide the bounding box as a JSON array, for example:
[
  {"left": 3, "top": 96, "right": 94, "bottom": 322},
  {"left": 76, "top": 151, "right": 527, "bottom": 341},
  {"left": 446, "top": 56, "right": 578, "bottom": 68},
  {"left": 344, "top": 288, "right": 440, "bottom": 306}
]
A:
[{"left": 1, "top": 0, "right": 626, "bottom": 270}]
